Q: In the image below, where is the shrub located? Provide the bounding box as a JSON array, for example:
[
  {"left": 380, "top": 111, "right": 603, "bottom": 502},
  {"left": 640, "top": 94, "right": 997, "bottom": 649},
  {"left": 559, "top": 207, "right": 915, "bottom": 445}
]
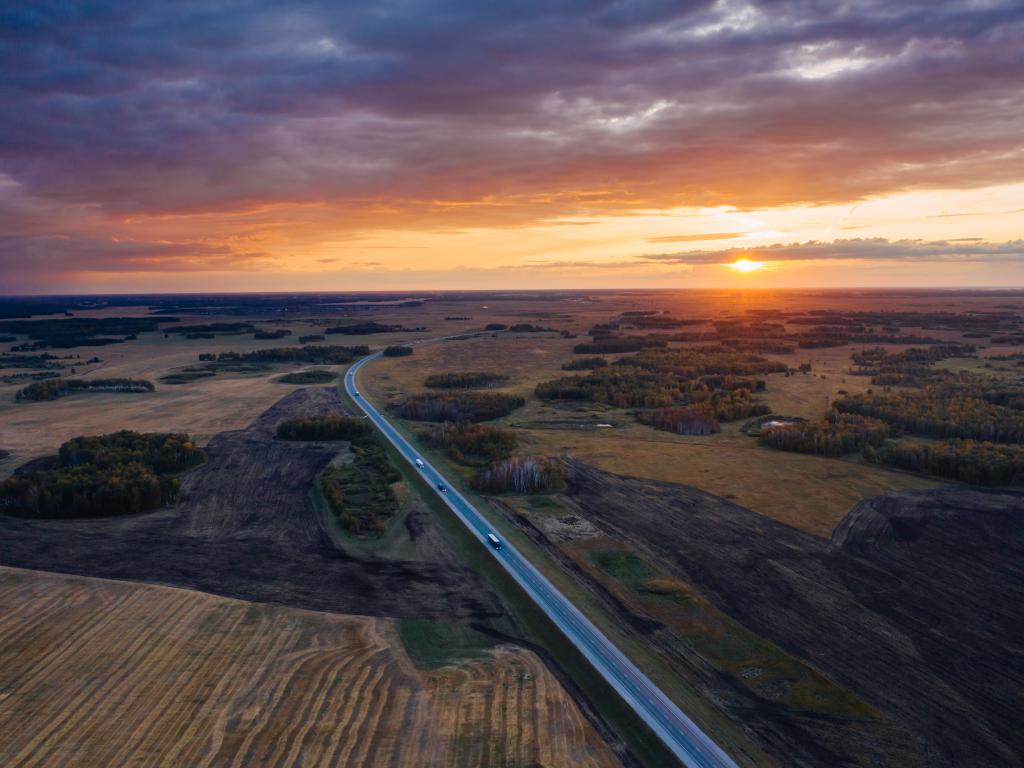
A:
[
  {"left": 484, "top": 323, "right": 508, "bottom": 331},
  {"left": 472, "top": 456, "right": 564, "bottom": 494}
]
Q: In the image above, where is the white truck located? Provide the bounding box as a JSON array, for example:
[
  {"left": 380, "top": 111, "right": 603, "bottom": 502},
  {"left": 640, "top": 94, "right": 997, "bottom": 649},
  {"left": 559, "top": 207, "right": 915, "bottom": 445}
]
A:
[
  {"left": 487, "top": 533, "right": 502, "bottom": 550},
  {"left": 415, "top": 458, "right": 425, "bottom": 469}
]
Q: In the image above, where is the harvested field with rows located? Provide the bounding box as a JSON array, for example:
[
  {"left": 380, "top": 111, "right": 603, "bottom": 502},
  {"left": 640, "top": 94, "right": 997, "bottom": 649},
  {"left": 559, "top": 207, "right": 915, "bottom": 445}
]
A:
[{"left": 0, "top": 566, "right": 620, "bottom": 768}]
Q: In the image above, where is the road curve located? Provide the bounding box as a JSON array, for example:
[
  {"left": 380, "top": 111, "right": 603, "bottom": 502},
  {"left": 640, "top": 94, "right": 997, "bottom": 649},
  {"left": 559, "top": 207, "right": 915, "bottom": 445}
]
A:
[{"left": 345, "top": 350, "right": 739, "bottom": 768}]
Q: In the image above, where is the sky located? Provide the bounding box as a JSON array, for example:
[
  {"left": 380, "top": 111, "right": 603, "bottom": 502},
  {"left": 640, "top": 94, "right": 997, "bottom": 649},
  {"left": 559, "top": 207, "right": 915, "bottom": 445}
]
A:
[{"left": 1, "top": 0, "right": 1023, "bottom": 294}]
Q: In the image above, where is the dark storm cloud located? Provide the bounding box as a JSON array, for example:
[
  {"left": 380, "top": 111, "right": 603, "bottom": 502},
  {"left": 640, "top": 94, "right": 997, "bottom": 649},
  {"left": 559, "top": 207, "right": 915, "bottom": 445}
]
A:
[
  {"left": 1, "top": 0, "right": 1023, "bottom": 277},
  {"left": 642, "top": 238, "right": 1024, "bottom": 265}
]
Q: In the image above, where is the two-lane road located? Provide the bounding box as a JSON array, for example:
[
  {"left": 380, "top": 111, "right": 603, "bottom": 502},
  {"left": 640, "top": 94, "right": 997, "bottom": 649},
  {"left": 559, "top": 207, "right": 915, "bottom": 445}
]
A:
[{"left": 345, "top": 351, "right": 738, "bottom": 768}]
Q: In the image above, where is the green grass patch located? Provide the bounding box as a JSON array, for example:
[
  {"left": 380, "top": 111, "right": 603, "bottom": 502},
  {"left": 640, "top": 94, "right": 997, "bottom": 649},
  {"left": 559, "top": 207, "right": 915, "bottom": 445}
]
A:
[
  {"left": 589, "top": 549, "right": 879, "bottom": 719},
  {"left": 590, "top": 549, "right": 655, "bottom": 587},
  {"left": 396, "top": 619, "right": 494, "bottom": 670}
]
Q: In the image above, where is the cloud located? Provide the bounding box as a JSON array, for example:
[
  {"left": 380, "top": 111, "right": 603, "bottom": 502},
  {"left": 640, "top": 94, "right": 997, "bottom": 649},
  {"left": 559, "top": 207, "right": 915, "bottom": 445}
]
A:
[
  {"left": 642, "top": 238, "right": 1024, "bottom": 265},
  {"left": 0, "top": 1, "right": 1022, "bottom": 284},
  {"left": 0, "top": 234, "right": 271, "bottom": 280},
  {"left": 647, "top": 232, "right": 747, "bottom": 243}
]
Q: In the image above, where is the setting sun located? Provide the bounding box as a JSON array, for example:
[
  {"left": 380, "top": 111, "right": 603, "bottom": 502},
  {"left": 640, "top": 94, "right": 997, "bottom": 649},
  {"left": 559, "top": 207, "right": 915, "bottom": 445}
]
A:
[{"left": 727, "top": 258, "right": 765, "bottom": 273}]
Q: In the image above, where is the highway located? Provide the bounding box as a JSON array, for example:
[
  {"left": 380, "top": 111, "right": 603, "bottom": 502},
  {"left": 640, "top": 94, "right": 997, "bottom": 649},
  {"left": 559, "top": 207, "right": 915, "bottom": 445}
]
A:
[{"left": 345, "top": 350, "right": 739, "bottom": 768}]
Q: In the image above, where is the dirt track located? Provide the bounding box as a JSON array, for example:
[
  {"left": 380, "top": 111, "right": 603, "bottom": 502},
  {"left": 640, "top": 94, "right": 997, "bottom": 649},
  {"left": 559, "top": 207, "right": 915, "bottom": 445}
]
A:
[
  {"left": 0, "top": 387, "right": 505, "bottom": 622},
  {"left": 559, "top": 459, "right": 1024, "bottom": 768}
]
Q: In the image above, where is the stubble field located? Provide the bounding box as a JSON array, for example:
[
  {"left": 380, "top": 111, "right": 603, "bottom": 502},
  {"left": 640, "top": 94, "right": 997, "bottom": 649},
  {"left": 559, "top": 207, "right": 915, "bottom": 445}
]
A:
[{"left": 0, "top": 566, "right": 620, "bottom": 768}]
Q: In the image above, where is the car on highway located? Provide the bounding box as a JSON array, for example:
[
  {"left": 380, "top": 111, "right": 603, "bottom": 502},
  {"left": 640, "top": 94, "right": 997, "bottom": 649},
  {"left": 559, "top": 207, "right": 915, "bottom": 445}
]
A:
[{"left": 436, "top": 482, "right": 447, "bottom": 492}]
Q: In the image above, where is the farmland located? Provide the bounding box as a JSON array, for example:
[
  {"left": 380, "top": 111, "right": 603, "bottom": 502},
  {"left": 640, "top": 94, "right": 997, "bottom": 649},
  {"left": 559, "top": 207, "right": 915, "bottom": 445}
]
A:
[
  {"left": 0, "top": 566, "right": 618, "bottom": 768},
  {"left": 3, "top": 289, "right": 1024, "bottom": 767}
]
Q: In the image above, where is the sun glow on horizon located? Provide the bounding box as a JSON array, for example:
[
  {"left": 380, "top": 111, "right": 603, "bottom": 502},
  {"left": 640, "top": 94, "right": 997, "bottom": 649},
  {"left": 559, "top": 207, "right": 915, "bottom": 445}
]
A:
[{"left": 726, "top": 258, "right": 766, "bottom": 273}]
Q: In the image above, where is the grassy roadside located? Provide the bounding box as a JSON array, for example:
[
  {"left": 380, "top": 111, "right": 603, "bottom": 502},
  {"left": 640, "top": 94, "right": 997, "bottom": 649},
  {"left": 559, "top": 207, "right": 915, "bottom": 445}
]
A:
[{"left": 338, "top": 369, "right": 736, "bottom": 768}]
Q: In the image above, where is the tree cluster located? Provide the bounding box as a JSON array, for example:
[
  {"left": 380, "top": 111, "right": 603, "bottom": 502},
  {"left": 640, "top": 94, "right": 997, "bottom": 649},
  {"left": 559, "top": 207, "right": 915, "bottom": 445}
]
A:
[
  {"left": 276, "top": 415, "right": 372, "bottom": 441},
  {"left": 320, "top": 431, "right": 402, "bottom": 537},
  {"left": 0, "top": 431, "right": 204, "bottom": 519},
  {"left": 472, "top": 456, "right": 564, "bottom": 494},
  {"left": 166, "top": 322, "right": 254, "bottom": 336},
  {"left": 382, "top": 345, "right": 413, "bottom": 357},
  {"left": 253, "top": 329, "right": 292, "bottom": 340},
  {"left": 400, "top": 392, "right": 525, "bottom": 422},
  {"left": 421, "top": 422, "right": 517, "bottom": 465},
  {"left": 424, "top": 371, "right": 509, "bottom": 388},
  {"left": 325, "top": 322, "right": 406, "bottom": 335},
  {"left": 508, "top": 323, "right": 557, "bottom": 332},
  {"left": 562, "top": 357, "right": 608, "bottom": 371},
  {"left": 758, "top": 413, "right": 890, "bottom": 456},
  {"left": 849, "top": 344, "right": 975, "bottom": 386},
  {"left": 60, "top": 431, "right": 205, "bottom": 473},
  {"left": 0, "top": 353, "right": 65, "bottom": 370},
  {"left": 620, "top": 348, "right": 787, "bottom": 378},
  {"left": 211, "top": 345, "right": 369, "bottom": 365},
  {"left": 636, "top": 406, "right": 720, "bottom": 435},
  {"left": 0, "top": 316, "right": 173, "bottom": 349},
  {"left": 834, "top": 381, "right": 1024, "bottom": 443},
  {"left": 572, "top": 336, "right": 668, "bottom": 354},
  {"left": 538, "top": 347, "right": 778, "bottom": 417},
  {"left": 16, "top": 378, "right": 155, "bottom": 401},
  {"left": 869, "top": 439, "right": 1024, "bottom": 486},
  {"left": 275, "top": 369, "right": 336, "bottom": 384}
]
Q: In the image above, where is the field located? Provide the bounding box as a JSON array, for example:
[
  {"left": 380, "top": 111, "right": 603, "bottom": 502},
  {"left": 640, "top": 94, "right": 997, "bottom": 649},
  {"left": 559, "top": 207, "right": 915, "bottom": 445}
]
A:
[
  {"left": 363, "top": 317, "right": 941, "bottom": 537},
  {"left": 0, "top": 566, "right": 619, "bottom": 768},
  {"left": 3, "top": 290, "right": 1024, "bottom": 767},
  {"left": 0, "top": 307, "right": 465, "bottom": 471},
  {"left": 0, "top": 386, "right": 509, "bottom": 622},
  {"left": 546, "top": 463, "right": 1023, "bottom": 766}
]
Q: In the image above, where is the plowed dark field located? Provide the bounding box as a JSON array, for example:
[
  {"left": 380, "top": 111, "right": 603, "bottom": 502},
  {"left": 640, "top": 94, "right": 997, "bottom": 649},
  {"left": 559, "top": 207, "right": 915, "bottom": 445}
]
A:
[
  {"left": 559, "top": 460, "right": 1024, "bottom": 768},
  {"left": 0, "top": 387, "right": 504, "bottom": 622}
]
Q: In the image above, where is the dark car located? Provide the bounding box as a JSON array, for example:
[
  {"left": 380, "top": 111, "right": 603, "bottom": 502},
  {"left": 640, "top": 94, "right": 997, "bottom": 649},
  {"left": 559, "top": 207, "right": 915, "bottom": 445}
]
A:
[{"left": 436, "top": 483, "right": 447, "bottom": 492}]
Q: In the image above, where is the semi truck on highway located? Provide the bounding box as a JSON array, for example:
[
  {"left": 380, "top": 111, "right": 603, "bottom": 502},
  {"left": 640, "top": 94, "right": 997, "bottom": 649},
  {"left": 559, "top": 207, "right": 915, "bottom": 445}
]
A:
[
  {"left": 487, "top": 533, "right": 502, "bottom": 550},
  {"left": 415, "top": 458, "right": 424, "bottom": 469}
]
